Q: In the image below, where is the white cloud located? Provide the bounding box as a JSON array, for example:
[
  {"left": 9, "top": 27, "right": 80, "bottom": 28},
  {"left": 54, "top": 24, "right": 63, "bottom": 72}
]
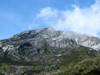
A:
[
  {"left": 36, "top": 7, "right": 59, "bottom": 21},
  {"left": 35, "top": 0, "right": 100, "bottom": 36}
]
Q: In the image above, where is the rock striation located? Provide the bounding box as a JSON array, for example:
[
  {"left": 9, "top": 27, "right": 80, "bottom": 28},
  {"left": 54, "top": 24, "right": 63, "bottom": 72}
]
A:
[
  {"left": 0, "top": 28, "right": 100, "bottom": 61},
  {"left": 10, "top": 28, "right": 100, "bottom": 51}
]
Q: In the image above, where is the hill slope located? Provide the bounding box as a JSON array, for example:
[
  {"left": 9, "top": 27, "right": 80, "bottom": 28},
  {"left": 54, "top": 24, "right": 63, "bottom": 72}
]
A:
[{"left": 0, "top": 28, "right": 100, "bottom": 75}]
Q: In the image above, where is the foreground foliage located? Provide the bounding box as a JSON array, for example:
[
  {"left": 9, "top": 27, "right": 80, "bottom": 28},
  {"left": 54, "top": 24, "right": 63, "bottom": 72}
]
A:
[{"left": 0, "top": 46, "right": 100, "bottom": 75}]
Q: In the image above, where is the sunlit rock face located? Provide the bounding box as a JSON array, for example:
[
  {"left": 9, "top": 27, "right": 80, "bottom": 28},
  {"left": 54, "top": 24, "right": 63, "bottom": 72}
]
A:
[
  {"left": 62, "top": 31, "right": 100, "bottom": 51},
  {"left": 0, "top": 28, "right": 100, "bottom": 61},
  {"left": 10, "top": 28, "right": 100, "bottom": 51}
]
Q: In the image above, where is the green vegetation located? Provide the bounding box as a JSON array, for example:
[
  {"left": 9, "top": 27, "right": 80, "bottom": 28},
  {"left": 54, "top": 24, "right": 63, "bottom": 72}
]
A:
[
  {"left": 0, "top": 46, "right": 100, "bottom": 75},
  {"left": 45, "top": 46, "right": 100, "bottom": 75}
]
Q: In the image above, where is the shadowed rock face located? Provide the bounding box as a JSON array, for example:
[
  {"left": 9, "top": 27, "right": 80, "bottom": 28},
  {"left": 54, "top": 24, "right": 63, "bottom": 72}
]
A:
[
  {"left": 0, "top": 28, "right": 100, "bottom": 61},
  {"left": 5, "top": 28, "right": 100, "bottom": 50},
  {"left": 1, "top": 28, "right": 100, "bottom": 75}
]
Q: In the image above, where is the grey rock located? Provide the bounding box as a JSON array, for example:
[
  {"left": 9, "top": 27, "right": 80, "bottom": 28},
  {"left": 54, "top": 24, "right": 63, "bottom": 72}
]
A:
[
  {"left": 0, "top": 28, "right": 100, "bottom": 61},
  {"left": 0, "top": 42, "right": 2, "bottom": 47}
]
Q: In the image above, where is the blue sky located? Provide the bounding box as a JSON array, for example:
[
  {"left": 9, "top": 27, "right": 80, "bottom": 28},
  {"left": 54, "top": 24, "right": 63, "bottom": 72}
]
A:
[{"left": 0, "top": 0, "right": 99, "bottom": 40}]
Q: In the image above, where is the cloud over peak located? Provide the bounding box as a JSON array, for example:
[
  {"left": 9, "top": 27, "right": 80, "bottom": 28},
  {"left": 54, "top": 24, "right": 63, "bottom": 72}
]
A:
[{"left": 35, "top": 0, "right": 100, "bottom": 36}]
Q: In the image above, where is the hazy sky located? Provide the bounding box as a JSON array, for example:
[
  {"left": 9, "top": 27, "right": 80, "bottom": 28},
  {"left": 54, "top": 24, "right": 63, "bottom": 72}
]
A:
[{"left": 0, "top": 0, "right": 100, "bottom": 40}]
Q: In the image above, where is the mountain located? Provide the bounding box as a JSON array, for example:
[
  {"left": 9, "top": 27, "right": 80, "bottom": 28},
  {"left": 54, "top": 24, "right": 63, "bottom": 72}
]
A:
[{"left": 0, "top": 28, "right": 100, "bottom": 75}]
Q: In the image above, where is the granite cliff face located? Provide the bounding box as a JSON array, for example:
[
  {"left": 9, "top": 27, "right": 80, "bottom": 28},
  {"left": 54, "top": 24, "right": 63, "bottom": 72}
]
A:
[
  {"left": 0, "top": 28, "right": 100, "bottom": 75},
  {"left": 11, "top": 28, "right": 100, "bottom": 51},
  {"left": 0, "top": 28, "right": 78, "bottom": 61},
  {"left": 63, "top": 31, "right": 100, "bottom": 51},
  {"left": 0, "top": 28, "right": 100, "bottom": 61}
]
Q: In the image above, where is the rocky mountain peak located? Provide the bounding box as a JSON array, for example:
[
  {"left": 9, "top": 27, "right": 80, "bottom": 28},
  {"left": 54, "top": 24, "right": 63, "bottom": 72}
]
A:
[
  {"left": 1, "top": 28, "right": 100, "bottom": 51},
  {"left": 0, "top": 28, "right": 100, "bottom": 61},
  {"left": 11, "top": 28, "right": 55, "bottom": 40},
  {"left": 0, "top": 28, "right": 100, "bottom": 75}
]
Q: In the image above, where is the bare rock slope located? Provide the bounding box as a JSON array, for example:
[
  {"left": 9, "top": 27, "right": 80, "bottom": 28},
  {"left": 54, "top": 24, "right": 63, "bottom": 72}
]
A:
[{"left": 0, "top": 28, "right": 100, "bottom": 61}]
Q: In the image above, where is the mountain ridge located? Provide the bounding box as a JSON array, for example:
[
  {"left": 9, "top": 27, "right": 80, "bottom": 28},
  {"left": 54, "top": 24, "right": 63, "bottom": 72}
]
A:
[
  {"left": 0, "top": 28, "right": 100, "bottom": 75},
  {"left": 1, "top": 28, "right": 100, "bottom": 51}
]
